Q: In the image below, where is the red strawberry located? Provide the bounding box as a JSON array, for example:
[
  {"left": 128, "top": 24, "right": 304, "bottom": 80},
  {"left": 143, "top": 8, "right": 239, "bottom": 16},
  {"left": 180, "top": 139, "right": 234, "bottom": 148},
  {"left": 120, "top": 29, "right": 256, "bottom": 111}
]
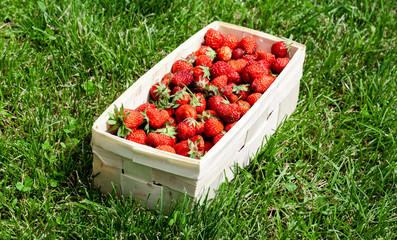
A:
[
  {"left": 146, "top": 130, "right": 177, "bottom": 148},
  {"left": 156, "top": 145, "right": 176, "bottom": 154},
  {"left": 207, "top": 95, "right": 226, "bottom": 111},
  {"left": 195, "top": 54, "right": 213, "bottom": 68},
  {"left": 271, "top": 41, "right": 289, "bottom": 58},
  {"left": 232, "top": 47, "right": 244, "bottom": 59},
  {"left": 246, "top": 93, "right": 262, "bottom": 106},
  {"left": 204, "top": 141, "right": 213, "bottom": 152},
  {"left": 255, "top": 50, "right": 275, "bottom": 64},
  {"left": 107, "top": 105, "right": 144, "bottom": 137},
  {"left": 195, "top": 121, "right": 205, "bottom": 136},
  {"left": 237, "top": 100, "right": 250, "bottom": 116},
  {"left": 172, "top": 88, "right": 190, "bottom": 105},
  {"left": 256, "top": 60, "right": 272, "bottom": 72},
  {"left": 242, "top": 54, "right": 256, "bottom": 66},
  {"left": 225, "top": 122, "right": 237, "bottom": 132},
  {"left": 271, "top": 57, "right": 290, "bottom": 74},
  {"left": 205, "top": 28, "right": 225, "bottom": 50},
  {"left": 193, "top": 65, "right": 210, "bottom": 79},
  {"left": 150, "top": 82, "right": 170, "bottom": 101},
  {"left": 228, "top": 59, "right": 247, "bottom": 73},
  {"left": 172, "top": 59, "right": 193, "bottom": 73},
  {"left": 145, "top": 107, "right": 169, "bottom": 129},
  {"left": 123, "top": 109, "right": 144, "bottom": 130},
  {"left": 164, "top": 116, "right": 177, "bottom": 127},
  {"left": 216, "top": 102, "right": 241, "bottom": 124},
  {"left": 241, "top": 63, "right": 267, "bottom": 84},
  {"left": 174, "top": 136, "right": 204, "bottom": 159},
  {"left": 223, "top": 35, "right": 239, "bottom": 49},
  {"left": 210, "top": 61, "right": 240, "bottom": 84},
  {"left": 251, "top": 75, "right": 276, "bottom": 93},
  {"left": 233, "top": 84, "right": 250, "bottom": 100},
  {"left": 195, "top": 45, "right": 210, "bottom": 56},
  {"left": 198, "top": 110, "right": 218, "bottom": 122},
  {"left": 213, "top": 133, "right": 225, "bottom": 145},
  {"left": 239, "top": 36, "right": 257, "bottom": 54},
  {"left": 171, "top": 70, "right": 194, "bottom": 87},
  {"left": 220, "top": 83, "right": 236, "bottom": 100},
  {"left": 175, "top": 104, "right": 197, "bottom": 122},
  {"left": 177, "top": 118, "right": 197, "bottom": 140},
  {"left": 211, "top": 75, "right": 228, "bottom": 91},
  {"left": 161, "top": 73, "right": 174, "bottom": 85},
  {"left": 173, "top": 140, "right": 190, "bottom": 157},
  {"left": 193, "top": 76, "right": 210, "bottom": 92},
  {"left": 216, "top": 46, "right": 232, "bottom": 61},
  {"left": 135, "top": 103, "right": 155, "bottom": 113},
  {"left": 190, "top": 92, "right": 206, "bottom": 114},
  {"left": 204, "top": 117, "right": 224, "bottom": 138},
  {"left": 126, "top": 129, "right": 146, "bottom": 144}
]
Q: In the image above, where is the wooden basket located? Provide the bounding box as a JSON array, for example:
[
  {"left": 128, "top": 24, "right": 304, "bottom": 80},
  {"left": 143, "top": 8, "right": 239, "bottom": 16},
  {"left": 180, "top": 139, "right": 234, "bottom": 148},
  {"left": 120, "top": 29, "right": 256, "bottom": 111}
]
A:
[{"left": 91, "top": 21, "right": 306, "bottom": 210}]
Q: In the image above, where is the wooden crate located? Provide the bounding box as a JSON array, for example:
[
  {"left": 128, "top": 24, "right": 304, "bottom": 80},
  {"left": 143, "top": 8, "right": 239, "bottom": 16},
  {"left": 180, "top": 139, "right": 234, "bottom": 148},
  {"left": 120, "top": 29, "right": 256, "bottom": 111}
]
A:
[{"left": 91, "top": 21, "right": 306, "bottom": 210}]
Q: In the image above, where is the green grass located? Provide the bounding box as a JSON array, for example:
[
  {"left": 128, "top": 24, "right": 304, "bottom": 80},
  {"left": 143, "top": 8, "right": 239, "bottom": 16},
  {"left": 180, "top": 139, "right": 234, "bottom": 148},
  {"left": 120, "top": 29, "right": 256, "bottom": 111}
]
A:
[{"left": 1, "top": 0, "right": 396, "bottom": 238}]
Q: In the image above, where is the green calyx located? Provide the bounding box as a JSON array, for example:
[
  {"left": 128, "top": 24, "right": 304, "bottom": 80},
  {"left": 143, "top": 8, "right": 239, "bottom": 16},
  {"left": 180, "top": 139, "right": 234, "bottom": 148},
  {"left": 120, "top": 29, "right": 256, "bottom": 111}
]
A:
[{"left": 107, "top": 104, "right": 133, "bottom": 138}]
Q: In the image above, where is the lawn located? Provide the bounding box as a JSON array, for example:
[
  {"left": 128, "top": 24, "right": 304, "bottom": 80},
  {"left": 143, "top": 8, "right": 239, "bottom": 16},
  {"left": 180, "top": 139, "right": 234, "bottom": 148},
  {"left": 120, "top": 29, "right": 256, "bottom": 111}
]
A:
[{"left": 1, "top": 0, "right": 396, "bottom": 238}]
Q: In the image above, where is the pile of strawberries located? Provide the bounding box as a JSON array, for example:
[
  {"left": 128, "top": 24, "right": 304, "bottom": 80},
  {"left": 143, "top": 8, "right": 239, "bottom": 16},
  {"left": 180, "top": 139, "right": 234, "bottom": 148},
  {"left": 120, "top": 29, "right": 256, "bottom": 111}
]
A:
[{"left": 107, "top": 28, "right": 291, "bottom": 159}]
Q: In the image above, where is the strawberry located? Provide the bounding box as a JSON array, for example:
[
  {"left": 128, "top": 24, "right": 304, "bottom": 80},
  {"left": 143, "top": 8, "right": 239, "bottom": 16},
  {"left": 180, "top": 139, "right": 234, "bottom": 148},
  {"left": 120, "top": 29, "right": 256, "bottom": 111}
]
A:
[
  {"left": 135, "top": 103, "right": 155, "bottom": 113},
  {"left": 225, "top": 122, "right": 237, "bottom": 132},
  {"left": 146, "top": 131, "right": 176, "bottom": 148},
  {"left": 175, "top": 104, "right": 197, "bottom": 122},
  {"left": 271, "top": 41, "right": 289, "bottom": 58},
  {"left": 241, "top": 63, "right": 267, "bottom": 84},
  {"left": 223, "top": 35, "right": 239, "bottom": 49},
  {"left": 172, "top": 88, "right": 190, "bottom": 106},
  {"left": 174, "top": 136, "right": 204, "bottom": 159},
  {"left": 195, "top": 121, "right": 205, "bottom": 136},
  {"left": 164, "top": 116, "right": 177, "bottom": 127},
  {"left": 210, "top": 61, "right": 240, "bottom": 84},
  {"left": 271, "top": 57, "right": 290, "bottom": 74},
  {"left": 150, "top": 82, "right": 170, "bottom": 101},
  {"left": 204, "top": 141, "right": 213, "bottom": 152},
  {"left": 211, "top": 75, "right": 228, "bottom": 91},
  {"left": 107, "top": 105, "right": 143, "bottom": 137},
  {"left": 216, "top": 46, "right": 232, "bottom": 61},
  {"left": 156, "top": 145, "right": 176, "bottom": 154},
  {"left": 193, "top": 76, "right": 210, "bottom": 92},
  {"left": 228, "top": 59, "right": 247, "bottom": 73},
  {"left": 220, "top": 83, "right": 236, "bottom": 100},
  {"left": 256, "top": 60, "right": 272, "bottom": 72},
  {"left": 207, "top": 95, "right": 226, "bottom": 111},
  {"left": 242, "top": 54, "right": 256, "bottom": 66},
  {"left": 251, "top": 75, "right": 276, "bottom": 93},
  {"left": 204, "top": 117, "right": 224, "bottom": 138},
  {"left": 192, "top": 65, "right": 210, "bottom": 79},
  {"left": 144, "top": 107, "right": 169, "bottom": 129},
  {"left": 171, "top": 70, "right": 194, "bottom": 87},
  {"left": 213, "top": 133, "right": 225, "bottom": 145},
  {"left": 126, "top": 129, "right": 147, "bottom": 144},
  {"left": 246, "top": 93, "right": 262, "bottom": 106},
  {"left": 195, "top": 54, "right": 213, "bottom": 68},
  {"left": 233, "top": 84, "right": 250, "bottom": 100},
  {"left": 161, "top": 73, "right": 174, "bottom": 85},
  {"left": 205, "top": 28, "right": 225, "bottom": 50},
  {"left": 198, "top": 110, "right": 218, "bottom": 122},
  {"left": 190, "top": 92, "right": 206, "bottom": 114},
  {"left": 232, "top": 47, "right": 244, "bottom": 59},
  {"left": 254, "top": 50, "right": 275, "bottom": 64},
  {"left": 172, "top": 59, "right": 193, "bottom": 73},
  {"left": 177, "top": 118, "right": 197, "bottom": 140},
  {"left": 239, "top": 36, "right": 257, "bottom": 54},
  {"left": 216, "top": 101, "right": 241, "bottom": 124},
  {"left": 237, "top": 100, "right": 250, "bottom": 116}
]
